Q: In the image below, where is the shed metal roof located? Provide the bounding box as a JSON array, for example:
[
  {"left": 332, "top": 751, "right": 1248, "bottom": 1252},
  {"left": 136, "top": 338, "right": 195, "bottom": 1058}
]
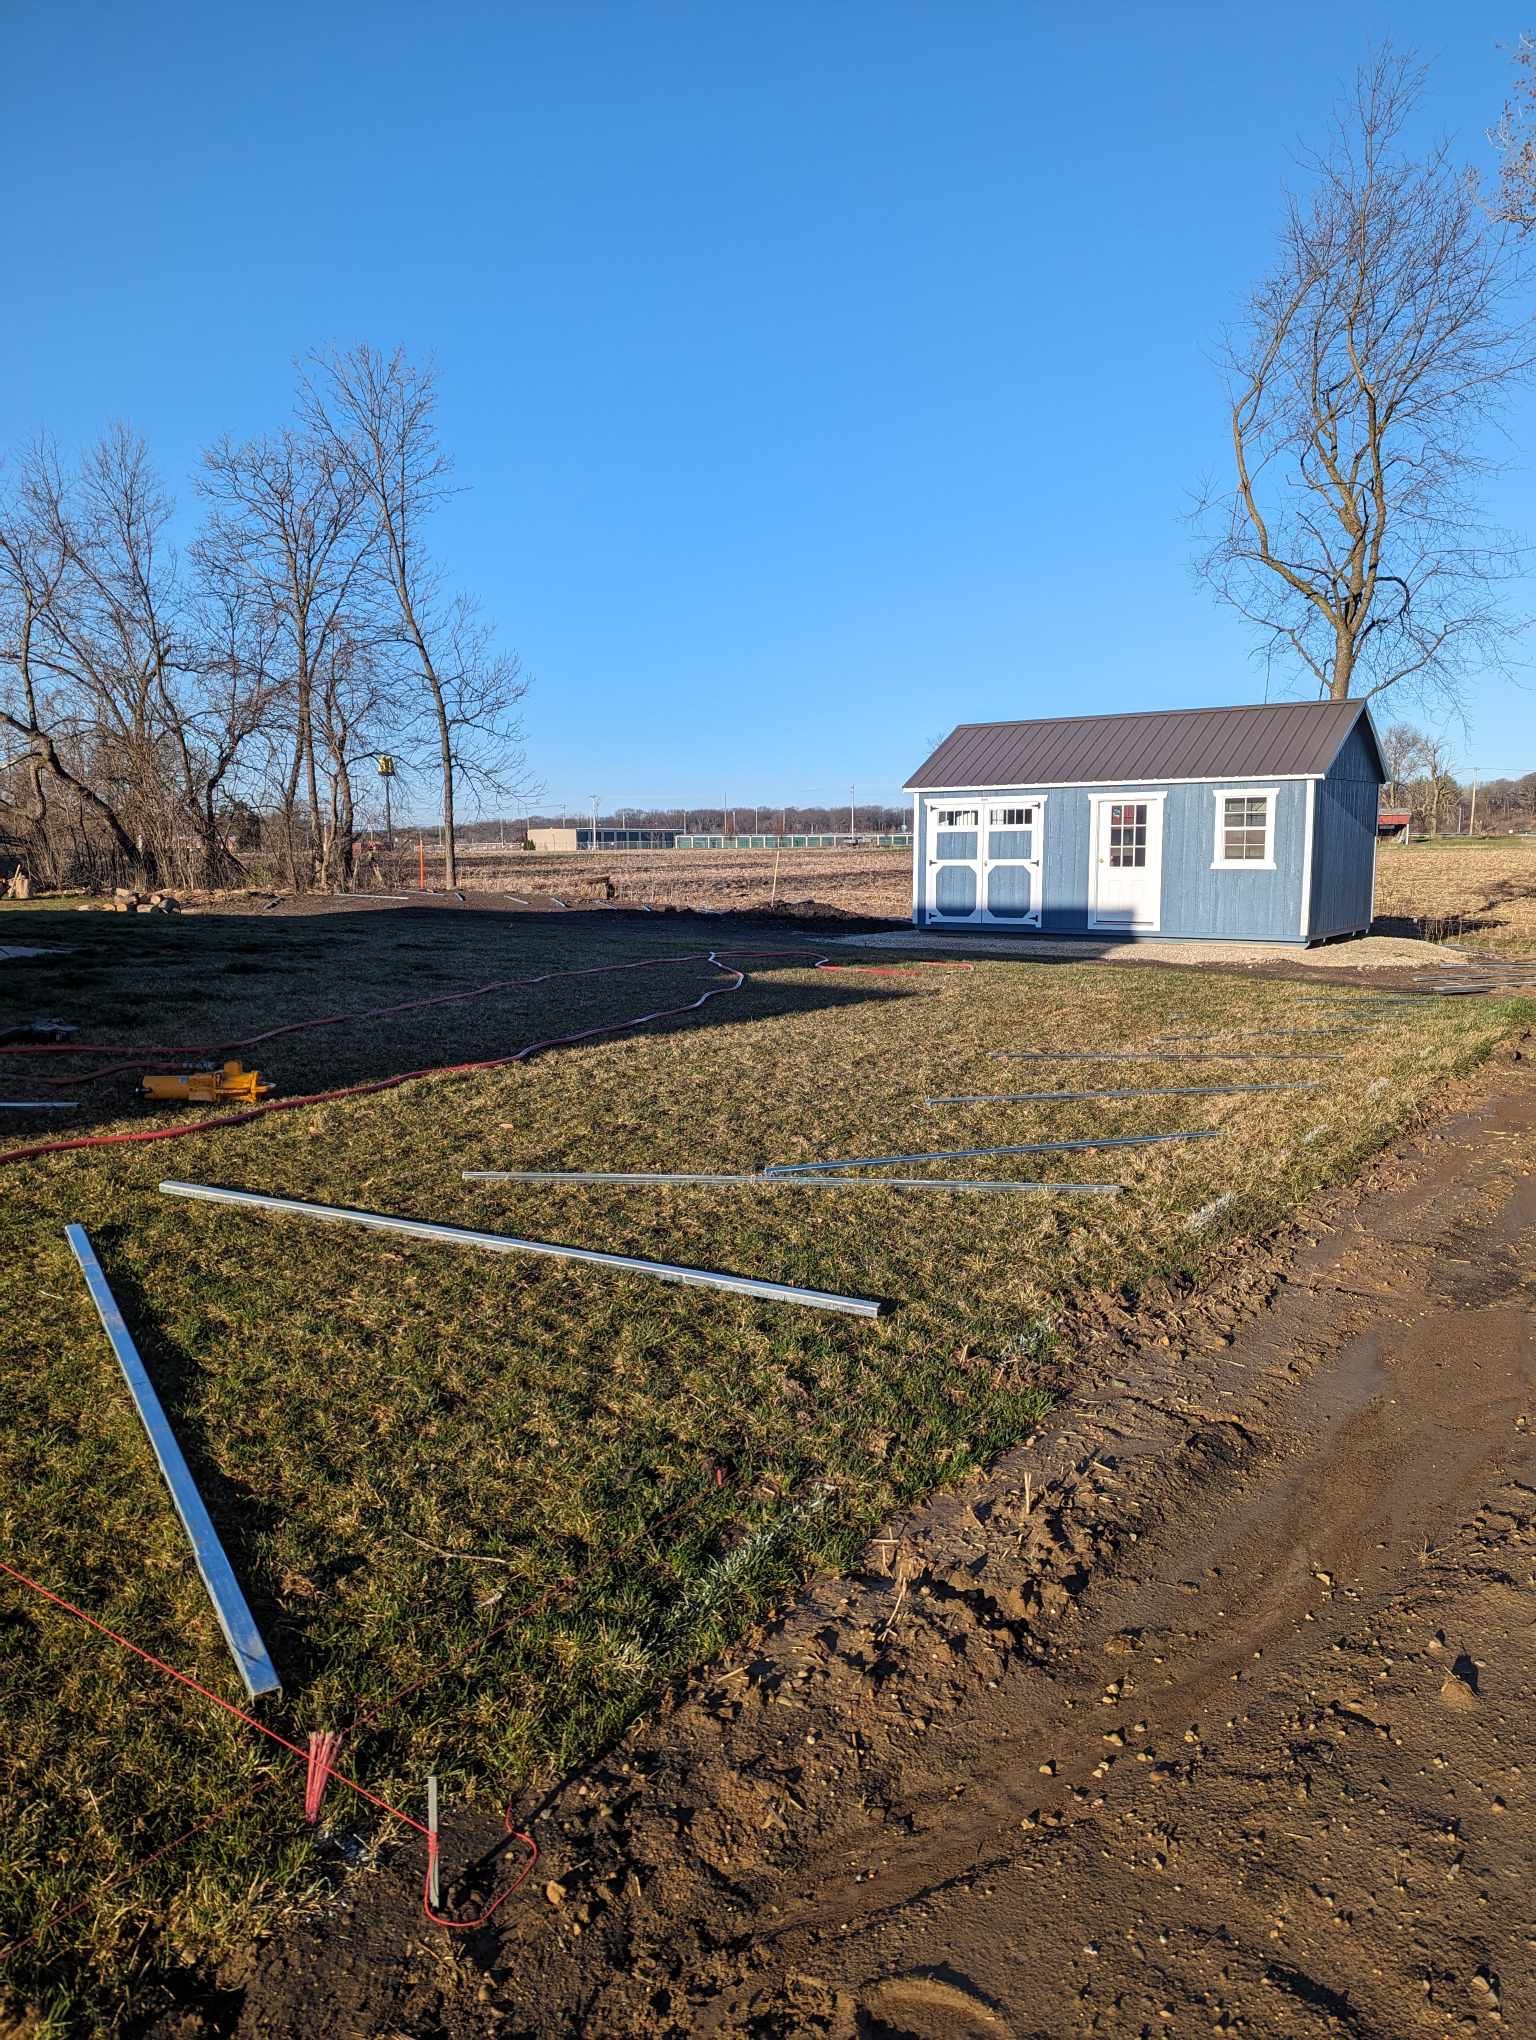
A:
[{"left": 905, "top": 699, "right": 1378, "bottom": 791}]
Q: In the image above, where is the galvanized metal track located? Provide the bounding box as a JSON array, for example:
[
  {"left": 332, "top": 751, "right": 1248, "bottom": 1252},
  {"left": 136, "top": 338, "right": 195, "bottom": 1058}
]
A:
[
  {"left": 463, "top": 1169, "right": 1122, "bottom": 1195},
  {"left": 159, "top": 1180, "right": 883, "bottom": 1318},
  {"left": 65, "top": 1224, "right": 281, "bottom": 1702},
  {"left": 991, "top": 1049, "right": 1334, "bottom": 1063},
  {"left": 764, "top": 1129, "right": 1225, "bottom": 1174},
  {"left": 927, "top": 1083, "right": 1317, "bottom": 1104}
]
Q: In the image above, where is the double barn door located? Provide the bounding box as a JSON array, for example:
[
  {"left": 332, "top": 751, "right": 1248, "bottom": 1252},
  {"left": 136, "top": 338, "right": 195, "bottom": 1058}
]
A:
[{"left": 926, "top": 799, "right": 1045, "bottom": 927}]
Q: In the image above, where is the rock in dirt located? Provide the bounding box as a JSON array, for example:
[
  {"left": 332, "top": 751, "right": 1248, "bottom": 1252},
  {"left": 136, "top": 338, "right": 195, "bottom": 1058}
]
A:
[{"left": 1438, "top": 1669, "right": 1480, "bottom": 1711}]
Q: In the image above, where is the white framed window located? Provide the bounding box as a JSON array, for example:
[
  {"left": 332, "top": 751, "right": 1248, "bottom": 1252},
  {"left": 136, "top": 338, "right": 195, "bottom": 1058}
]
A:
[
  {"left": 935, "top": 807, "right": 978, "bottom": 828},
  {"left": 1212, "top": 786, "right": 1277, "bottom": 870}
]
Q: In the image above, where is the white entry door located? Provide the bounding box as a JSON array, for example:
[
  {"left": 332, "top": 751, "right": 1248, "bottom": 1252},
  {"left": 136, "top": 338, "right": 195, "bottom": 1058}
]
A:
[{"left": 1090, "top": 795, "right": 1164, "bottom": 930}]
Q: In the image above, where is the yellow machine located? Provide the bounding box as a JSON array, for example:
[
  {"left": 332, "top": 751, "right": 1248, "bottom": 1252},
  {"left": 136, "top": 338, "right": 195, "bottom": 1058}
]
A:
[{"left": 142, "top": 1060, "right": 272, "bottom": 1105}]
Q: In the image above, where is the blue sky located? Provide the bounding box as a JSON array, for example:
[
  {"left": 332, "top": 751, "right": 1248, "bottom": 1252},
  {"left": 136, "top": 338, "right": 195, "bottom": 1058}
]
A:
[{"left": 3, "top": 1, "right": 1532, "bottom": 817}]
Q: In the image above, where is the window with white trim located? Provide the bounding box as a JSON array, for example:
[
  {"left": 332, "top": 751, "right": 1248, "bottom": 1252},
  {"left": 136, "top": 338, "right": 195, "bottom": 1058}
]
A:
[{"left": 1212, "top": 787, "right": 1277, "bottom": 869}]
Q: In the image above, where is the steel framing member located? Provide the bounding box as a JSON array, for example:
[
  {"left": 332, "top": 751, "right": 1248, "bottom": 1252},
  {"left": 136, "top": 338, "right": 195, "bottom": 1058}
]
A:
[
  {"left": 991, "top": 1049, "right": 1334, "bottom": 1063},
  {"left": 159, "top": 1180, "right": 883, "bottom": 1319},
  {"left": 463, "top": 1169, "right": 1122, "bottom": 1195},
  {"left": 926, "top": 1082, "right": 1317, "bottom": 1105},
  {"left": 64, "top": 1224, "right": 281, "bottom": 1702},
  {"left": 764, "top": 1129, "right": 1225, "bottom": 1175}
]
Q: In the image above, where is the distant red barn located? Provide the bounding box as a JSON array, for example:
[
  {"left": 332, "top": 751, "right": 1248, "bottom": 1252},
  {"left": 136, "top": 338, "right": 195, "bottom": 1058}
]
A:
[{"left": 1376, "top": 809, "right": 1411, "bottom": 840}]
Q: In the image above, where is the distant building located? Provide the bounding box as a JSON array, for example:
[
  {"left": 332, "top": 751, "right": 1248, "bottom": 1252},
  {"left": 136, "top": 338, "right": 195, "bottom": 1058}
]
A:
[
  {"left": 526, "top": 826, "right": 678, "bottom": 852},
  {"left": 674, "top": 833, "right": 911, "bottom": 850},
  {"left": 905, "top": 699, "right": 1385, "bottom": 946},
  {"left": 1376, "top": 809, "right": 1411, "bottom": 842}
]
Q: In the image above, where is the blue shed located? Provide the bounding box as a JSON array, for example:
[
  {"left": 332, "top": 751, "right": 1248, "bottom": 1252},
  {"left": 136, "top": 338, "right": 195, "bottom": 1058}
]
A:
[{"left": 905, "top": 699, "right": 1385, "bottom": 945}]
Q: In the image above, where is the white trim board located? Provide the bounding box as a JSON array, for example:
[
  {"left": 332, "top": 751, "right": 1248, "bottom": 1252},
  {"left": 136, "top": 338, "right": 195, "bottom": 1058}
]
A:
[
  {"left": 1299, "top": 779, "right": 1316, "bottom": 940},
  {"left": 904, "top": 771, "right": 1325, "bottom": 793}
]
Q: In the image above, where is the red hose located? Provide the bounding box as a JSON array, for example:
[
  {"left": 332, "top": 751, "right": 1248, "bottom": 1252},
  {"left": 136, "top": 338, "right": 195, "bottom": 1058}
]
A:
[{"left": 0, "top": 947, "right": 823, "bottom": 1169}]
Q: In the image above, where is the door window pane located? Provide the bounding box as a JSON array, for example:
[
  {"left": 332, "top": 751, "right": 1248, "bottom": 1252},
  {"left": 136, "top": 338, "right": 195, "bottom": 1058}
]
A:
[{"left": 1108, "top": 802, "right": 1148, "bottom": 867}]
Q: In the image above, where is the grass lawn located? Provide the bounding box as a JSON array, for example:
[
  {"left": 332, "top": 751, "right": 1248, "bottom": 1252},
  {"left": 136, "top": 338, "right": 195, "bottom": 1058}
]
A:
[{"left": 0, "top": 904, "right": 1525, "bottom": 2029}]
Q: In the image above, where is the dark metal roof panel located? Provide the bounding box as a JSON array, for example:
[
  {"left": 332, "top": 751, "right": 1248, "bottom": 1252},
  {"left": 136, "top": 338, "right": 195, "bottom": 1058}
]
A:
[{"left": 905, "top": 700, "right": 1371, "bottom": 790}]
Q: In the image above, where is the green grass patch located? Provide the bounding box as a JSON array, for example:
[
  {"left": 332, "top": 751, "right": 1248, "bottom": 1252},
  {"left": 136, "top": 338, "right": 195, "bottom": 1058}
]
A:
[{"left": 0, "top": 906, "right": 1522, "bottom": 2028}]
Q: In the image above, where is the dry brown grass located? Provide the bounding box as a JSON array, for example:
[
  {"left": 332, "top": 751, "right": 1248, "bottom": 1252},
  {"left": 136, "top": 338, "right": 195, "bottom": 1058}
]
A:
[
  {"left": 1374, "top": 838, "right": 1536, "bottom": 954},
  {"left": 459, "top": 845, "right": 913, "bottom": 917},
  {"left": 4, "top": 900, "right": 1524, "bottom": 2027}
]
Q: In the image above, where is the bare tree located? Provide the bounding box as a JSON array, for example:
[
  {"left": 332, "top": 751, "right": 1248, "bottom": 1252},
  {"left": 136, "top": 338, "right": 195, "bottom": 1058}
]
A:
[
  {"left": 2, "top": 349, "right": 534, "bottom": 897},
  {"left": 301, "top": 346, "right": 531, "bottom": 887},
  {"left": 1492, "top": 34, "right": 1536, "bottom": 229},
  {"left": 198, "top": 427, "right": 374, "bottom": 889},
  {"left": 0, "top": 443, "right": 146, "bottom": 879},
  {"left": 1412, "top": 729, "right": 1459, "bottom": 836},
  {"left": 1377, "top": 718, "right": 1425, "bottom": 807},
  {"left": 1197, "top": 49, "right": 1531, "bottom": 709}
]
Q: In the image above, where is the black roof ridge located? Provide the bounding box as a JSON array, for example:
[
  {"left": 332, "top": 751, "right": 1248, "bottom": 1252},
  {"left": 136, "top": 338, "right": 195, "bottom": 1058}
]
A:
[{"left": 942, "top": 699, "right": 1361, "bottom": 735}]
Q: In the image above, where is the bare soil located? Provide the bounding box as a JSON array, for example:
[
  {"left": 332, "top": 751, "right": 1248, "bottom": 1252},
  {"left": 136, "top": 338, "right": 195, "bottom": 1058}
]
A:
[{"left": 214, "top": 1042, "right": 1536, "bottom": 2039}]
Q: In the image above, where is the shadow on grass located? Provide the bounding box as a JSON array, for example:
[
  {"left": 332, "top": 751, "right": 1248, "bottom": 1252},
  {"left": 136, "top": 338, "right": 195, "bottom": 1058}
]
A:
[{"left": 0, "top": 905, "right": 933, "bottom": 1144}]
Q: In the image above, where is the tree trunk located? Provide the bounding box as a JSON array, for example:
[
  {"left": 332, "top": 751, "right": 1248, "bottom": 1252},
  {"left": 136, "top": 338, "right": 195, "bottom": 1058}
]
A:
[
  {"left": 434, "top": 693, "right": 457, "bottom": 887},
  {"left": 1330, "top": 626, "right": 1354, "bottom": 699}
]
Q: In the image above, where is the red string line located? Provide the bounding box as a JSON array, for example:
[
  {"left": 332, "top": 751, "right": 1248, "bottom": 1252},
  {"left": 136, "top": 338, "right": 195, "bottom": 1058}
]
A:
[
  {"left": 0, "top": 945, "right": 829, "bottom": 1169},
  {"left": 0, "top": 1474, "right": 719, "bottom": 1953},
  {"left": 0, "top": 1557, "right": 430, "bottom": 1837}
]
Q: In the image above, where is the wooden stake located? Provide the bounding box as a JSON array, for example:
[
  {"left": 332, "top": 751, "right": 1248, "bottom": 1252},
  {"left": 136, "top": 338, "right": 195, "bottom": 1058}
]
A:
[{"left": 427, "top": 1774, "right": 440, "bottom": 1910}]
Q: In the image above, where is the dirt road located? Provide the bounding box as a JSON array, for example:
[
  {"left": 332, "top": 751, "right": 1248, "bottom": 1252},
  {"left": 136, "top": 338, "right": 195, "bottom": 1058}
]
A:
[{"left": 229, "top": 1052, "right": 1536, "bottom": 2039}]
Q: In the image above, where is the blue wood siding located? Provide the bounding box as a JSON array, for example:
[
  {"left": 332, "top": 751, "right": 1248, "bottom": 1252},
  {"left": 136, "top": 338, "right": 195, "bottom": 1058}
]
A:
[
  {"left": 1308, "top": 722, "right": 1381, "bottom": 938},
  {"left": 912, "top": 779, "right": 1310, "bottom": 941}
]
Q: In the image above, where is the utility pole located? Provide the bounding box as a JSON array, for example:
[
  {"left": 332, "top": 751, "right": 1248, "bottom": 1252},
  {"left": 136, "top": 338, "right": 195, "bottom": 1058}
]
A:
[
  {"left": 849, "top": 783, "right": 856, "bottom": 840},
  {"left": 590, "top": 793, "right": 599, "bottom": 851},
  {"left": 1467, "top": 766, "right": 1485, "bottom": 837}
]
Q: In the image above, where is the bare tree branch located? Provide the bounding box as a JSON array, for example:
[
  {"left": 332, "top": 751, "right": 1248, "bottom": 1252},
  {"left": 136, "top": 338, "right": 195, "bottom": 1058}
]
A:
[{"left": 1195, "top": 47, "right": 1532, "bottom": 710}]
